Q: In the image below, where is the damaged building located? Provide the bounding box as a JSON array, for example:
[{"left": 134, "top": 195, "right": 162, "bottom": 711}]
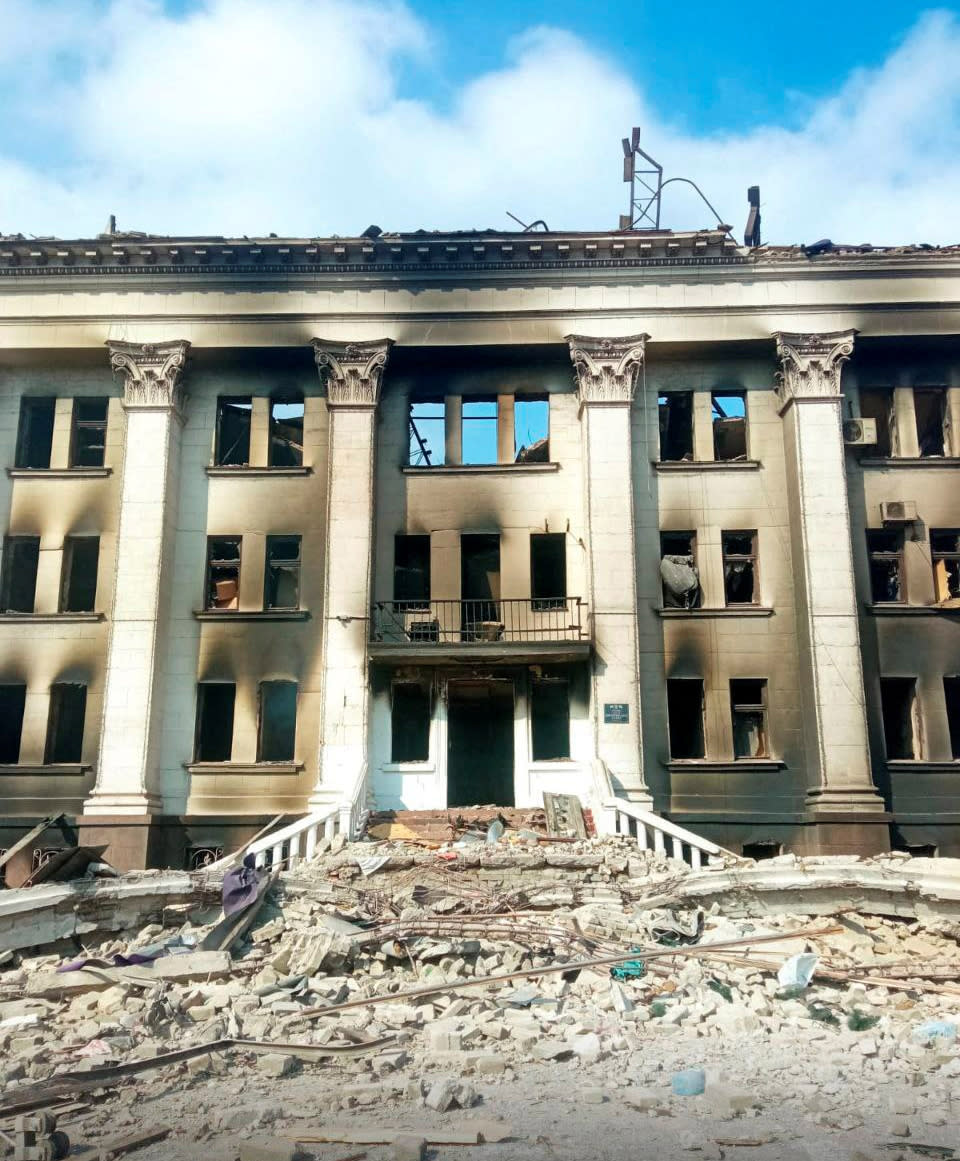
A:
[{"left": 1, "top": 224, "right": 960, "bottom": 873}]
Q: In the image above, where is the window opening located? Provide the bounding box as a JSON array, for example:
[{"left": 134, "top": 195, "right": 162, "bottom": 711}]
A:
[
  {"left": 914, "top": 388, "right": 946, "bottom": 457},
  {"left": 881, "top": 677, "right": 920, "bottom": 760},
  {"left": 408, "top": 399, "right": 445, "bottom": 466},
  {"left": 0, "top": 684, "right": 27, "bottom": 763},
  {"left": 731, "top": 679, "right": 768, "bottom": 758},
  {"left": 658, "top": 393, "right": 694, "bottom": 462},
  {"left": 460, "top": 534, "right": 501, "bottom": 635},
  {"left": 394, "top": 535, "right": 431, "bottom": 608},
  {"left": 0, "top": 537, "right": 40, "bottom": 613},
  {"left": 660, "top": 532, "right": 700, "bottom": 608},
  {"left": 531, "top": 679, "right": 570, "bottom": 760},
  {"left": 215, "top": 397, "right": 252, "bottom": 466},
  {"left": 60, "top": 536, "right": 100, "bottom": 613},
  {"left": 722, "top": 531, "right": 758, "bottom": 605},
  {"left": 461, "top": 398, "right": 498, "bottom": 465},
  {"left": 859, "top": 388, "right": 894, "bottom": 457},
  {"left": 742, "top": 841, "right": 782, "bottom": 860},
  {"left": 15, "top": 398, "right": 55, "bottom": 469},
  {"left": 867, "top": 529, "right": 903, "bottom": 603},
  {"left": 530, "top": 534, "right": 566, "bottom": 611},
  {"left": 712, "top": 392, "right": 747, "bottom": 461},
  {"left": 931, "top": 530, "right": 960, "bottom": 603},
  {"left": 258, "top": 680, "right": 297, "bottom": 762},
  {"left": 269, "top": 396, "right": 304, "bottom": 467},
  {"left": 391, "top": 682, "right": 431, "bottom": 762},
  {"left": 667, "top": 679, "right": 705, "bottom": 758},
  {"left": 514, "top": 396, "right": 550, "bottom": 463},
  {"left": 264, "top": 535, "right": 300, "bottom": 610},
  {"left": 45, "top": 683, "right": 86, "bottom": 763},
  {"left": 70, "top": 398, "right": 108, "bottom": 468},
  {"left": 205, "top": 537, "right": 241, "bottom": 610},
  {"left": 194, "top": 682, "right": 235, "bottom": 761},
  {"left": 943, "top": 677, "right": 960, "bottom": 760}
]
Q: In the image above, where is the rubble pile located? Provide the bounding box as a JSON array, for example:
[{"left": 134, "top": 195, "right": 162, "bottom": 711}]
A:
[{"left": 2, "top": 838, "right": 960, "bottom": 1161}]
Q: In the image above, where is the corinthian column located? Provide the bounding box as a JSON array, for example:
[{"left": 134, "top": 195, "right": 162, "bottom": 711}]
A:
[
  {"left": 567, "top": 334, "right": 651, "bottom": 804},
  {"left": 774, "top": 331, "right": 886, "bottom": 825},
  {"left": 84, "top": 342, "right": 190, "bottom": 851},
  {"left": 310, "top": 338, "right": 393, "bottom": 805}
]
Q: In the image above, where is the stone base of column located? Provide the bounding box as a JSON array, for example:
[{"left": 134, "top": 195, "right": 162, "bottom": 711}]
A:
[
  {"left": 82, "top": 791, "right": 163, "bottom": 817},
  {"left": 794, "top": 818, "right": 892, "bottom": 857},
  {"left": 805, "top": 785, "right": 888, "bottom": 814},
  {"left": 76, "top": 814, "right": 162, "bottom": 872}
]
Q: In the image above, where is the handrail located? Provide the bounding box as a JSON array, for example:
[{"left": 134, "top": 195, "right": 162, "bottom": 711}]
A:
[{"left": 371, "top": 597, "right": 587, "bottom": 645}]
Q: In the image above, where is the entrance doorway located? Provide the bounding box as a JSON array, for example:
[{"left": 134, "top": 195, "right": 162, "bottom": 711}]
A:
[{"left": 446, "top": 680, "right": 515, "bottom": 807}]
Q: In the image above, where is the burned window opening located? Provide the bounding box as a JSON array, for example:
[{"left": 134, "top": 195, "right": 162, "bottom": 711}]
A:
[
  {"left": 867, "top": 529, "right": 903, "bottom": 603},
  {"left": 194, "top": 682, "right": 235, "bottom": 762},
  {"left": 60, "top": 536, "right": 100, "bottom": 613},
  {"left": 45, "top": 682, "right": 86, "bottom": 764},
  {"left": 269, "top": 396, "right": 304, "bottom": 467},
  {"left": 15, "top": 397, "right": 55, "bottom": 469},
  {"left": 70, "top": 398, "right": 108, "bottom": 468},
  {"left": 943, "top": 677, "right": 960, "bottom": 760},
  {"left": 530, "top": 534, "right": 566, "bottom": 612},
  {"left": 0, "top": 537, "right": 40, "bottom": 614},
  {"left": 531, "top": 679, "right": 570, "bottom": 761},
  {"left": 931, "top": 530, "right": 960, "bottom": 603},
  {"left": 660, "top": 532, "right": 701, "bottom": 609},
  {"left": 215, "top": 397, "right": 252, "bottom": 466},
  {"left": 722, "top": 531, "right": 758, "bottom": 605},
  {"left": 394, "top": 535, "right": 431, "bottom": 609},
  {"left": 731, "top": 678, "right": 768, "bottom": 759},
  {"left": 742, "top": 841, "right": 782, "bottom": 860},
  {"left": 391, "top": 682, "right": 431, "bottom": 762},
  {"left": 914, "top": 388, "right": 947, "bottom": 458},
  {"left": 408, "top": 399, "right": 445, "bottom": 466},
  {"left": 264, "top": 535, "right": 301, "bottom": 610},
  {"left": 258, "top": 680, "right": 298, "bottom": 762},
  {"left": 0, "top": 684, "right": 27, "bottom": 763},
  {"left": 461, "top": 534, "right": 501, "bottom": 634},
  {"left": 667, "top": 679, "right": 705, "bottom": 759},
  {"left": 859, "top": 388, "right": 894, "bottom": 457},
  {"left": 205, "top": 537, "right": 241, "bottom": 611},
  {"left": 881, "top": 677, "right": 920, "bottom": 760},
  {"left": 514, "top": 396, "right": 550, "bottom": 463},
  {"left": 462, "top": 398, "right": 498, "bottom": 465},
  {"left": 712, "top": 392, "right": 747, "bottom": 461},
  {"left": 658, "top": 393, "right": 694, "bottom": 462}
]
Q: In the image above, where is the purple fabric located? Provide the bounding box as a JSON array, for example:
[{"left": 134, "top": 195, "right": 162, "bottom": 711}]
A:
[
  {"left": 57, "top": 950, "right": 163, "bottom": 973},
  {"left": 222, "top": 854, "right": 261, "bottom": 918}
]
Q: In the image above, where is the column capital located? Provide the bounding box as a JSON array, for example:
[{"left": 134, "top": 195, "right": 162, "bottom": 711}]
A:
[
  {"left": 566, "top": 334, "right": 649, "bottom": 406},
  {"left": 312, "top": 338, "right": 393, "bottom": 408},
  {"left": 107, "top": 340, "right": 191, "bottom": 412},
  {"left": 774, "top": 330, "right": 857, "bottom": 406}
]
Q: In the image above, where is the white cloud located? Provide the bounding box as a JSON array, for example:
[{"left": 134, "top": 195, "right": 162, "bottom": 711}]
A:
[{"left": 1, "top": 1, "right": 958, "bottom": 243}]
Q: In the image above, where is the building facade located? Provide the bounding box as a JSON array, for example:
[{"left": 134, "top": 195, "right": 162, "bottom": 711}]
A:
[{"left": 1, "top": 226, "right": 959, "bottom": 873}]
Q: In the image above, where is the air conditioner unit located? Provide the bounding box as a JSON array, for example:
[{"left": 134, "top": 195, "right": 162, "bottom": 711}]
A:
[
  {"left": 843, "top": 418, "right": 877, "bottom": 446},
  {"left": 880, "top": 500, "right": 918, "bottom": 524}
]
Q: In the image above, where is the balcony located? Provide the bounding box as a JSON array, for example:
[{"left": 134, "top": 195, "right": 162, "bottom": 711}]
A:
[{"left": 369, "top": 598, "right": 591, "bottom": 663}]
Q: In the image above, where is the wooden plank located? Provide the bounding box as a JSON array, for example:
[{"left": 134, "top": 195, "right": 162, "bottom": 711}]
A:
[
  {"left": 96, "top": 1126, "right": 169, "bottom": 1160},
  {"left": 542, "top": 793, "right": 586, "bottom": 839}
]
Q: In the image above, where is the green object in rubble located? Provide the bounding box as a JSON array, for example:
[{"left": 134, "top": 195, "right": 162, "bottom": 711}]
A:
[{"left": 610, "top": 951, "right": 646, "bottom": 981}]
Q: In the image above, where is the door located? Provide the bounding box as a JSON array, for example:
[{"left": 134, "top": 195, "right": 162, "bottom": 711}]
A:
[
  {"left": 460, "top": 534, "right": 500, "bottom": 638},
  {"left": 446, "top": 680, "right": 515, "bottom": 807}
]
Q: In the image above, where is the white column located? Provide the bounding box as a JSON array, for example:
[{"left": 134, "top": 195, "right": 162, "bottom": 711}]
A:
[
  {"left": 567, "top": 334, "right": 650, "bottom": 805},
  {"left": 310, "top": 338, "right": 393, "bottom": 805},
  {"left": 84, "top": 340, "right": 190, "bottom": 815},
  {"left": 774, "top": 331, "right": 885, "bottom": 816}
]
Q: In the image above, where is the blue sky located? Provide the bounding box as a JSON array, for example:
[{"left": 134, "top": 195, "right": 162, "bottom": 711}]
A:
[{"left": 2, "top": 0, "right": 959, "bottom": 242}]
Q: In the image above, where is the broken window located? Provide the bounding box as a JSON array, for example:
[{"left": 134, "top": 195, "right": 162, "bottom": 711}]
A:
[
  {"left": 408, "top": 399, "right": 445, "bottom": 466},
  {"left": 70, "top": 398, "right": 108, "bottom": 468},
  {"left": 667, "top": 679, "right": 705, "bottom": 759},
  {"left": 215, "top": 397, "right": 252, "bottom": 466},
  {"left": 658, "top": 393, "right": 694, "bottom": 462},
  {"left": 205, "top": 537, "right": 241, "bottom": 611},
  {"left": 60, "top": 536, "right": 100, "bottom": 613},
  {"left": 264, "top": 535, "right": 300, "bottom": 610},
  {"left": 660, "top": 532, "right": 701, "bottom": 609},
  {"left": 0, "top": 536, "right": 40, "bottom": 613},
  {"left": 194, "top": 682, "right": 235, "bottom": 762},
  {"left": 943, "top": 677, "right": 960, "bottom": 760},
  {"left": 269, "top": 395, "right": 304, "bottom": 467},
  {"left": 462, "top": 398, "right": 498, "bottom": 465},
  {"left": 0, "top": 684, "right": 27, "bottom": 763},
  {"left": 514, "top": 396, "right": 550, "bottom": 463},
  {"left": 531, "top": 679, "right": 570, "bottom": 760},
  {"left": 394, "top": 535, "right": 431, "bottom": 608},
  {"left": 931, "top": 530, "right": 960, "bottom": 603},
  {"left": 530, "top": 534, "right": 566, "bottom": 611},
  {"left": 881, "top": 677, "right": 920, "bottom": 760},
  {"left": 257, "top": 680, "right": 298, "bottom": 762},
  {"left": 859, "top": 388, "right": 894, "bottom": 457},
  {"left": 712, "top": 392, "right": 747, "bottom": 461},
  {"left": 722, "top": 531, "right": 758, "bottom": 605},
  {"left": 867, "top": 529, "right": 903, "bottom": 603},
  {"left": 391, "top": 682, "right": 430, "bottom": 762},
  {"left": 14, "top": 397, "right": 55, "bottom": 469},
  {"left": 45, "top": 682, "right": 86, "bottom": 764},
  {"left": 731, "top": 679, "right": 769, "bottom": 758},
  {"left": 914, "top": 388, "right": 947, "bottom": 457}
]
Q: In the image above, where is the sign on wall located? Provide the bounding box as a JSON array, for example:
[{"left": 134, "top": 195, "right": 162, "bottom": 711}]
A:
[{"left": 603, "top": 703, "right": 630, "bottom": 724}]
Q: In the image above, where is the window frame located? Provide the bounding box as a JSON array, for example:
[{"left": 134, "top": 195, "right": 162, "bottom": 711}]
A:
[
  {"left": 45, "top": 682, "right": 87, "bottom": 764},
  {"left": 60, "top": 535, "right": 100, "bottom": 613},
  {"left": 0, "top": 536, "right": 41, "bottom": 614},
  {"left": 667, "top": 678, "right": 706, "bottom": 759},
  {"left": 711, "top": 391, "right": 748, "bottom": 461},
  {"left": 530, "top": 678, "right": 571, "bottom": 761},
  {"left": 721, "top": 530, "right": 759, "bottom": 606},
  {"left": 204, "top": 536, "right": 242, "bottom": 611},
  {"left": 658, "top": 392, "right": 694, "bottom": 463},
  {"left": 660, "top": 531, "right": 701, "bottom": 609},
  {"left": 268, "top": 394, "right": 305, "bottom": 468},
  {"left": 880, "top": 676, "right": 921, "bottom": 761},
  {"left": 14, "top": 397, "right": 55, "bottom": 470},
  {"left": 0, "top": 683, "right": 27, "bottom": 764},
  {"left": 931, "top": 529, "right": 960, "bottom": 603},
  {"left": 460, "top": 396, "right": 499, "bottom": 466},
  {"left": 264, "top": 534, "right": 302, "bottom": 611},
  {"left": 866, "top": 528, "right": 904, "bottom": 604},
  {"left": 529, "top": 533, "right": 567, "bottom": 613},
  {"left": 214, "top": 396, "right": 253, "bottom": 467},
  {"left": 914, "top": 387, "right": 947, "bottom": 458},
  {"left": 858, "top": 387, "right": 894, "bottom": 457},
  {"left": 730, "top": 678, "right": 769, "bottom": 759},
  {"left": 194, "top": 682, "right": 236, "bottom": 762},
  {"left": 408, "top": 397, "right": 446, "bottom": 467},
  {"left": 257, "top": 679, "right": 298, "bottom": 762},
  {"left": 390, "top": 681, "right": 432, "bottom": 764},
  {"left": 69, "top": 397, "right": 109, "bottom": 468},
  {"left": 513, "top": 394, "right": 550, "bottom": 463}
]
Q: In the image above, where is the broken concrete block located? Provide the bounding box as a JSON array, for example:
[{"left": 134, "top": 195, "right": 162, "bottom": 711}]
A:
[
  {"left": 424, "top": 1079, "right": 458, "bottom": 1112},
  {"left": 392, "top": 1135, "right": 426, "bottom": 1161},
  {"left": 256, "top": 1053, "right": 297, "bottom": 1078},
  {"left": 153, "top": 951, "right": 233, "bottom": 982},
  {"left": 532, "top": 1039, "right": 571, "bottom": 1061}
]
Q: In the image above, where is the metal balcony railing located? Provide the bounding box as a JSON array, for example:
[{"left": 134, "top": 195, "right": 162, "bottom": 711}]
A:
[{"left": 371, "top": 597, "right": 587, "bottom": 645}]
